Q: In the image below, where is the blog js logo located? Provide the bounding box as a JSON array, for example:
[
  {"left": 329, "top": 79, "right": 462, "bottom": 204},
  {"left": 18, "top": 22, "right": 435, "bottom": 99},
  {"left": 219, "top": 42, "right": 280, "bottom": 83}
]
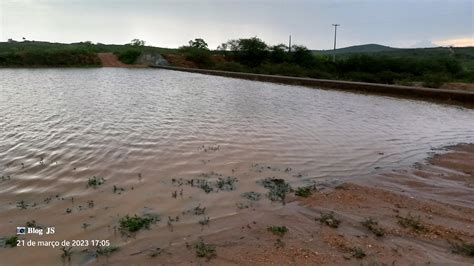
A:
[
  {"left": 16, "top": 227, "right": 26, "bottom": 235},
  {"left": 16, "top": 226, "right": 55, "bottom": 235}
]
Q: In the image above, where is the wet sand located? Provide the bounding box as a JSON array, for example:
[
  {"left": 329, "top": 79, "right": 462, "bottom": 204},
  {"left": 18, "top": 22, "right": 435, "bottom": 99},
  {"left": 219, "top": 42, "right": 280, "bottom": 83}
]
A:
[{"left": 1, "top": 144, "right": 473, "bottom": 265}]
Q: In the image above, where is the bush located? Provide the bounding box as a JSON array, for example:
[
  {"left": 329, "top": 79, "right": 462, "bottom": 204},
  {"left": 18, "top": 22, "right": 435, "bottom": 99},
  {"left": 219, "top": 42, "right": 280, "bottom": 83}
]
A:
[
  {"left": 117, "top": 49, "right": 141, "bottom": 64},
  {"left": 213, "top": 61, "right": 249, "bottom": 73},
  {"left": 180, "top": 46, "right": 213, "bottom": 67},
  {"left": 259, "top": 63, "right": 306, "bottom": 77},
  {"left": 422, "top": 72, "right": 449, "bottom": 88}
]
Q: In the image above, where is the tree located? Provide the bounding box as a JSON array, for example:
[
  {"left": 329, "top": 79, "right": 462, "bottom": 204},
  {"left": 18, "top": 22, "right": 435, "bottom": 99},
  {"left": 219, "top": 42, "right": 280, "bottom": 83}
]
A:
[
  {"left": 269, "top": 44, "right": 289, "bottom": 63},
  {"left": 290, "top": 45, "right": 316, "bottom": 68},
  {"left": 129, "top": 39, "right": 145, "bottom": 47},
  {"left": 188, "top": 38, "right": 208, "bottom": 50},
  {"left": 230, "top": 37, "right": 268, "bottom": 67}
]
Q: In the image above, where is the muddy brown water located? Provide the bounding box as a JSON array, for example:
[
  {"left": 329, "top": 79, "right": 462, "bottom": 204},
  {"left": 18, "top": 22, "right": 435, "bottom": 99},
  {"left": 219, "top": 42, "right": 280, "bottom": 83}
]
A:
[{"left": 1, "top": 68, "right": 474, "bottom": 265}]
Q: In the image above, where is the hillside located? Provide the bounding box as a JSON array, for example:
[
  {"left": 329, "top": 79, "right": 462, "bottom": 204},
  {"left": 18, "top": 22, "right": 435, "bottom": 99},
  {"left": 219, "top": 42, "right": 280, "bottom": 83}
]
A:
[{"left": 313, "top": 44, "right": 396, "bottom": 55}]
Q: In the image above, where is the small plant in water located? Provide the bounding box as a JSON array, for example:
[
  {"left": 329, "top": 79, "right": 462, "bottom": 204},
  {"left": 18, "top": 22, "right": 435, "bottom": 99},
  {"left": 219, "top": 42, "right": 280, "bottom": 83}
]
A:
[
  {"left": 361, "top": 218, "right": 385, "bottom": 237},
  {"left": 87, "top": 176, "right": 105, "bottom": 188},
  {"left": 351, "top": 247, "right": 366, "bottom": 259},
  {"left": 267, "top": 226, "right": 288, "bottom": 237},
  {"left": 258, "top": 177, "right": 291, "bottom": 204},
  {"left": 5, "top": 236, "right": 18, "bottom": 247},
  {"left": 274, "top": 238, "right": 285, "bottom": 248},
  {"left": 397, "top": 213, "right": 426, "bottom": 233},
  {"left": 241, "top": 191, "right": 261, "bottom": 201},
  {"left": 216, "top": 176, "right": 238, "bottom": 191},
  {"left": 17, "top": 200, "right": 28, "bottom": 210},
  {"left": 60, "top": 246, "right": 73, "bottom": 263},
  {"left": 195, "top": 239, "right": 216, "bottom": 260},
  {"left": 194, "top": 204, "right": 206, "bottom": 215},
  {"left": 113, "top": 185, "right": 125, "bottom": 194},
  {"left": 119, "top": 214, "right": 159, "bottom": 233},
  {"left": 295, "top": 186, "right": 312, "bottom": 197},
  {"left": 26, "top": 220, "right": 42, "bottom": 229},
  {"left": 449, "top": 240, "right": 474, "bottom": 257},
  {"left": 95, "top": 245, "right": 119, "bottom": 257},
  {"left": 199, "top": 216, "right": 210, "bottom": 226},
  {"left": 319, "top": 212, "right": 341, "bottom": 228}
]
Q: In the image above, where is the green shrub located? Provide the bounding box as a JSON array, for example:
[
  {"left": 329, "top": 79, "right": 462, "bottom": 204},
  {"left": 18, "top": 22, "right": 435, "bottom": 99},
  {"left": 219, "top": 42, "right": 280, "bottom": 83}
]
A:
[
  {"left": 195, "top": 240, "right": 216, "bottom": 260},
  {"left": 422, "top": 72, "right": 449, "bottom": 88},
  {"left": 214, "top": 61, "right": 249, "bottom": 72},
  {"left": 117, "top": 49, "right": 141, "bottom": 64},
  {"left": 319, "top": 212, "right": 341, "bottom": 228},
  {"left": 295, "top": 187, "right": 312, "bottom": 197},
  {"left": 118, "top": 214, "right": 159, "bottom": 233},
  {"left": 180, "top": 46, "right": 213, "bottom": 67},
  {"left": 361, "top": 218, "right": 385, "bottom": 237},
  {"left": 267, "top": 226, "right": 288, "bottom": 236}
]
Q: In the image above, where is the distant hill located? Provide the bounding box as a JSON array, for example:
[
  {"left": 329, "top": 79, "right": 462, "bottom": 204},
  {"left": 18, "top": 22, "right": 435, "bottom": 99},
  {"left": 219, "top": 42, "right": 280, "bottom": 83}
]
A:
[{"left": 313, "top": 44, "right": 397, "bottom": 55}]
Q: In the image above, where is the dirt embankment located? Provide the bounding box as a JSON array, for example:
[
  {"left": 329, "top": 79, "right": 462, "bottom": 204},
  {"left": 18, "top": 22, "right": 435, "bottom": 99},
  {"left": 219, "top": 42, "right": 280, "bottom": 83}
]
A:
[
  {"left": 87, "top": 144, "right": 474, "bottom": 265},
  {"left": 97, "top": 53, "right": 146, "bottom": 68}
]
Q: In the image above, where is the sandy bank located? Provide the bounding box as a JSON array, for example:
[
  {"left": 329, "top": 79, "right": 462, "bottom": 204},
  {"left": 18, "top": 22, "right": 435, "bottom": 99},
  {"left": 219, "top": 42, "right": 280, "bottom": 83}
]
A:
[{"left": 90, "top": 145, "right": 474, "bottom": 264}]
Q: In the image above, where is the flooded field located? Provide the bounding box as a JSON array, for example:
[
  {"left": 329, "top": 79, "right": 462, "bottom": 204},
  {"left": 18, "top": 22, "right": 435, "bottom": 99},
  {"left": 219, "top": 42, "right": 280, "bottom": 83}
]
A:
[{"left": 1, "top": 68, "right": 474, "bottom": 264}]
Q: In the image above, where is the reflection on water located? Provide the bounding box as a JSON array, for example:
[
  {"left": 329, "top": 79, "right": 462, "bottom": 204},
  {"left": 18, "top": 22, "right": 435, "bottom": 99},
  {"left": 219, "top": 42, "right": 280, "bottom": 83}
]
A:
[
  {"left": 1, "top": 68, "right": 474, "bottom": 263},
  {"left": 1, "top": 68, "right": 473, "bottom": 188}
]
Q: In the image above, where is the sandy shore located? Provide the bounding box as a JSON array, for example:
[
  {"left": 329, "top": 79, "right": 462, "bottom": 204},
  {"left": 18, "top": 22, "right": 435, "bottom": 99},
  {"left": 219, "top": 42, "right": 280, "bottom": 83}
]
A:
[
  {"left": 92, "top": 144, "right": 474, "bottom": 265},
  {"left": 1, "top": 144, "right": 473, "bottom": 265}
]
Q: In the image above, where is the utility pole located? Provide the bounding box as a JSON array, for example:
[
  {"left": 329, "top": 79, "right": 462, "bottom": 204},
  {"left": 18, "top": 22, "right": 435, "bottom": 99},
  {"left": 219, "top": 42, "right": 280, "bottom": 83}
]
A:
[
  {"left": 332, "top": 24, "right": 340, "bottom": 62},
  {"left": 288, "top": 35, "right": 292, "bottom": 52}
]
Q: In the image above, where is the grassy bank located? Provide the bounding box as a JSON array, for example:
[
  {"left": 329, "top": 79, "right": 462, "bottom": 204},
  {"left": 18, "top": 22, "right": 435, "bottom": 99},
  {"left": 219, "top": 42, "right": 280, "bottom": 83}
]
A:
[
  {"left": 0, "top": 41, "right": 175, "bottom": 67},
  {"left": 169, "top": 38, "right": 474, "bottom": 88}
]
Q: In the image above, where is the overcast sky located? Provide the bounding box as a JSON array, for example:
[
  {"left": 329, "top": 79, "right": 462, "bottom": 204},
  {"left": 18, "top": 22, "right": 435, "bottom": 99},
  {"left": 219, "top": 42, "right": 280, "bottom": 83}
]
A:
[{"left": 0, "top": 0, "right": 473, "bottom": 49}]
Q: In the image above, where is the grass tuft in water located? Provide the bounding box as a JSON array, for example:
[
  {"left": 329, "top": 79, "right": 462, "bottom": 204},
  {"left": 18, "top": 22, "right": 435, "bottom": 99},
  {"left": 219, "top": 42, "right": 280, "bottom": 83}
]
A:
[
  {"left": 258, "top": 177, "right": 291, "bottom": 204},
  {"left": 61, "top": 246, "right": 73, "bottom": 263},
  {"left": 361, "top": 218, "right": 385, "bottom": 237},
  {"left": 95, "top": 245, "right": 119, "bottom": 257},
  {"left": 195, "top": 239, "right": 216, "bottom": 260},
  {"left": 241, "top": 191, "right": 262, "bottom": 201},
  {"left": 87, "top": 176, "right": 105, "bottom": 188},
  {"left": 267, "top": 226, "right": 288, "bottom": 236},
  {"left": 318, "top": 212, "right": 341, "bottom": 228},
  {"left": 350, "top": 247, "right": 366, "bottom": 259},
  {"left": 397, "top": 213, "right": 426, "bottom": 233},
  {"left": 5, "top": 236, "right": 18, "bottom": 247},
  {"left": 449, "top": 240, "right": 474, "bottom": 257},
  {"left": 119, "top": 214, "right": 159, "bottom": 233},
  {"left": 17, "top": 200, "right": 28, "bottom": 210},
  {"left": 295, "top": 186, "right": 312, "bottom": 197}
]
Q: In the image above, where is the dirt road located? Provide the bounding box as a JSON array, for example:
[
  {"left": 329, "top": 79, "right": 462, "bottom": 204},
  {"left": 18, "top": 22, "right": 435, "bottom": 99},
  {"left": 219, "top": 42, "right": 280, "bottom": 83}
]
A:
[{"left": 97, "top": 52, "right": 146, "bottom": 68}]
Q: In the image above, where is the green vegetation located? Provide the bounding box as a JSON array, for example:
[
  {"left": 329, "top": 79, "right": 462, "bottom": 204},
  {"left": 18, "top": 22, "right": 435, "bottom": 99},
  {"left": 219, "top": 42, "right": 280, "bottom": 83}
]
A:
[
  {"left": 449, "top": 240, "right": 474, "bottom": 257},
  {"left": 5, "top": 236, "right": 18, "bottom": 247},
  {"left": 258, "top": 177, "right": 291, "bottom": 204},
  {"left": 361, "top": 218, "right": 385, "bottom": 237},
  {"left": 185, "top": 38, "right": 474, "bottom": 88},
  {"left": 2, "top": 38, "right": 472, "bottom": 87},
  {"left": 267, "top": 226, "right": 288, "bottom": 236},
  {"left": 397, "top": 213, "right": 426, "bottom": 233},
  {"left": 0, "top": 39, "right": 174, "bottom": 67},
  {"left": 318, "top": 212, "right": 341, "bottom": 228},
  {"left": 295, "top": 186, "right": 312, "bottom": 197},
  {"left": 118, "top": 214, "right": 159, "bottom": 233},
  {"left": 195, "top": 239, "right": 216, "bottom": 260},
  {"left": 117, "top": 49, "right": 141, "bottom": 64},
  {"left": 241, "top": 191, "right": 262, "bottom": 201},
  {"left": 95, "top": 245, "right": 120, "bottom": 257},
  {"left": 350, "top": 247, "right": 366, "bottom": 259},
  {"left": 60, "top": 247, "right": 73, "bottom": 263},
  {"left": 87, "top": 176, "right": 105, "bottom": 188}
]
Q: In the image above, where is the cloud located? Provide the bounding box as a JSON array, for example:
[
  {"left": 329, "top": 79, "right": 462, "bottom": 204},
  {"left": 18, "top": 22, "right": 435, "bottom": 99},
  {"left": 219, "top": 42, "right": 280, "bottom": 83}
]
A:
[{"left": 434, "top": 37, "right": 474, "bottom": 47}]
